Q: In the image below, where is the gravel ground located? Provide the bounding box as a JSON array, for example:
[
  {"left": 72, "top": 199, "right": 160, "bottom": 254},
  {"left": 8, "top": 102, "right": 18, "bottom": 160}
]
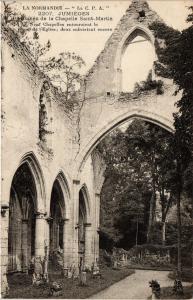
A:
[{"left": 89, "top": 269, "right": 191, "bottom": 299}]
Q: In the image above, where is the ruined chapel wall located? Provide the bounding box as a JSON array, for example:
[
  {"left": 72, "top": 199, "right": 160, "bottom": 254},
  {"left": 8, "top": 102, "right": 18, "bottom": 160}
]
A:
[
  {"left": 1, "top": 33, "right": 76, "bottom": 216},
  {"left": 79, "top": 155, "right": 96, "bottom": 264},
  {"left": 84, "top": 0, "right": 163, "bottom": 98}
]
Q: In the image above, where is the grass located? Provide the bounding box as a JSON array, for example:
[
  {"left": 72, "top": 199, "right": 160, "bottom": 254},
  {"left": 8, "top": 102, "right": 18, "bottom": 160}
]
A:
[
  {"left": 160, "top": 285, "right": 193, "bottom": 299},
  {"left": 127, "top": 264, "right": 173, "bottom": 271},
  {"left": 7, "top": 266, "right": 135, "bottom": 299},
  {"left": 168, "top": 269, "right": 193, "bottom": 283}
]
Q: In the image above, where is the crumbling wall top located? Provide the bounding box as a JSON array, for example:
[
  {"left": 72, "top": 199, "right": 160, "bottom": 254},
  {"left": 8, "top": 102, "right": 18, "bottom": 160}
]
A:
[{"left": 84, "top": 0, "right": 166, "bottom": 97}]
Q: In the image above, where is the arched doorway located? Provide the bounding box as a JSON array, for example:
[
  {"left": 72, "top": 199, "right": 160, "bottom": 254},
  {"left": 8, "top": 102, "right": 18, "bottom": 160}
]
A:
[
  {"left": 49, "top": 180, "right": 65, "bottom": 253},
  {"left": 8, "top": 163, "right": 36, "bottom": 273},
  {"left": 78, "top": 188, "right": 88, "bottom": 269}
]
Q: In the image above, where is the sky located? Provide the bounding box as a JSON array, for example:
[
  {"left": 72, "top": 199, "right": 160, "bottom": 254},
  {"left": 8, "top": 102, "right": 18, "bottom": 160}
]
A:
[{"left": 9, "top": 0, "right": 192, "bottom": 90}]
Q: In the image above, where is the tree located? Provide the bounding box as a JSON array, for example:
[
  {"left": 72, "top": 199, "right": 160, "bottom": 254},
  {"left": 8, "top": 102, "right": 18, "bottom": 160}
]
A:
[
  {"left": 152, "top": 6, "right": 193, "bottom": 278},
  {"left": 27, "top": 31, "right": 51, "bottom": 63},
  {"left": 42, "top": 52, "right": 85, "bottom": 100},
  {"left": 97, "top": 120, "right": 175, "bottom": 249},
  {"left": 2, "top": 1, "right": 29, "bottom": 37},
  {"left": 2, "top": 2, "right": 51, "bottom": 63},
  {"left": 169, "top": 8, "right": 193, "bottom": 279},
  {"left": 124, "top": 120, "right": 176, "bottom": 244}
]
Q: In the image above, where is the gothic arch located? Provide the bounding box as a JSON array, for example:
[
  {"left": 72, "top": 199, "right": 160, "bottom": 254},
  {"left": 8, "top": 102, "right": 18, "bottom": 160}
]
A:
[
  {"left": 115, "top": 25, "right": 155, "bottom": 71},
  {"left": 50, "top": 172, "right": 71, "bottom": 220},
  {"left": 49, "top": 172, "right": 71, "bottom": 252},
  {"left": 114, "top": 25, "right": 156, "bottom": 92},
  {"left": 8, "top": 152, "right": 44, "bottom": 272},
  {"left": 79, "top": 184, "right": 91, "bottom": 224},
  {"left": 76, "top": 109, "right": 174, "bottom": 174},
  {"left": 11, "top": 152, "right": 46, "bottom": 212}
]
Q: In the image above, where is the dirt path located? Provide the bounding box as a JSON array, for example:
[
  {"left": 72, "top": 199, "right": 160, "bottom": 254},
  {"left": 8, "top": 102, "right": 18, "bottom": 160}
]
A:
[{"left": 89, "top": 269, "right": 175, "bottom": 299}]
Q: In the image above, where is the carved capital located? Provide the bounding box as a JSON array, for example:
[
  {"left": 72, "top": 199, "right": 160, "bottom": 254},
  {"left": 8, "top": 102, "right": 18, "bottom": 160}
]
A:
[
  {"left": 1, "top": 204, "right": 9, "bottom": 217},
  {"left": 75, "top": 223, "right": 79, "bottom": 229},
  {"left": 46, "top": 216, "right": 53, "bottom": 224},
  {"left": 84, "top": 222, "right": 92, "bottom": 227},
  {"left": 35, "top": 211, "right": 47, "bottom": 219},
  {"left": 59, "top": 218, "right": 65, "bottom": 225},
  {"left": 22, "top": 219, "right": 28, "bottom": 223},
  {"left": 62, "top": 218, "right": 69, "bottom": 224}
]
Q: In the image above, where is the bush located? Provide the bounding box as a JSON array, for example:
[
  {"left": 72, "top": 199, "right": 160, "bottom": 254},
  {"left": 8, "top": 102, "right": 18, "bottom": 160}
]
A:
[{"left": 168, "top": 269, "right": 193, "bottom": 283}]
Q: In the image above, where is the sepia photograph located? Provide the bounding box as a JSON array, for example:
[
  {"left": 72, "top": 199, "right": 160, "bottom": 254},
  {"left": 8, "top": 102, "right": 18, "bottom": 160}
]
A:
[{"left": 1, "top": 0, "right": 193, "bottom": 298}]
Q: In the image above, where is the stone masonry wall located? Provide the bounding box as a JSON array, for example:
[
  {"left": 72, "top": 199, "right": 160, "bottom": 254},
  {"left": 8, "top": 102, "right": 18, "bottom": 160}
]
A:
[
  {"left": 84, "top": 0, "right": 164, "bottom": 98},
  {"left": 1, "top": 0, "right": 181, "bottom": 295}
]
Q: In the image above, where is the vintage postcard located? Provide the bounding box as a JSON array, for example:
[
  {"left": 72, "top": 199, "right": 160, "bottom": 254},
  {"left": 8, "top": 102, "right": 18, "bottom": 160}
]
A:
[{"left": 1, "top": 0, "right": 193, "bottom": 298}]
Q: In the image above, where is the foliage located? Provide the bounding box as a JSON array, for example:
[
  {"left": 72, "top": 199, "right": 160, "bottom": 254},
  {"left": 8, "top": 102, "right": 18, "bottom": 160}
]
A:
[
  {"left": 149, "top": 280, "right": 161, "bottom": 297},
  {"left": 98, "top": 120, "right": 176, "bottom": 248},
  {"left": 2, "top": 2, "right": 85, "bottom": 107},
  {"left": 7, "top": 266, "right": 134, "bottom": 299},
  {"left": 1, "top": 2, "right": 51, "bottom": 63},
  {"left": 173, "top": 279, "right": 184, "bottom": 296},
  {"left": 168, "top": 268, "right": 193, "bottom": 283},
  {"left": 42, "top": 52, "right": 85, "bottom": 100},
  {"left": 149, "top": 21, "right": 180, "bottom": 78},
  {"left": 161, "top": 285, "right": 192, "bottom": 299},
  {"left": 2, "top": 1, "right": 30, "bottom": 38},
  {"left": 168, "top": 8, "right": 193, "bottom": 277},
  {"left": 28, "top": 31, "right": 51, "bottom": 63},
  {"left": 134, "top": 71, "right": 164, "bottom": 95},
  {"left": 150, "top": 9, "right": 193, "bottom": 277},
  {"left": 187, "top": 6, "right": 193, "bottom": 23},
  {"left": 119, "top": 72, "right": 164, "bottom": 102},
  {"left": 149, "top": 16, "right": 193, "bottom": 195}
]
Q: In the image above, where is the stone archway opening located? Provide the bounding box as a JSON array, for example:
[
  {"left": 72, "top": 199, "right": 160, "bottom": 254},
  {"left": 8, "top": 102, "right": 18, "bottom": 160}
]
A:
[
  {"left": 77, "top": 113, "right": 174, "bottom": 175},
  {"left": 49, "top": 180, "right": 65, "bottom": 254},
  {"left": 91, "top": 118, "right": 175, "bottom": 253},
  {"left": 8, "top": 163, "right": 36, "bottom": 273},
  {"left": 48, "top": 173, "right": 71, "bottom": 273},
  {"left": 78, "top": 189, "right": 87, "bottom": 269},
  {"left": 77, "top": 116, "right": 176, "bottom": 265},
  {"left": 121, "top": 34, "right": 156, "bottom": 92}
]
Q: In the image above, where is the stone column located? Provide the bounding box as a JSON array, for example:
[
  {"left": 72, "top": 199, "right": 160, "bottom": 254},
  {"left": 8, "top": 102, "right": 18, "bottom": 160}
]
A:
[
  {"left": 21, "top": 219, "right": 28, "bottom": 273},
  {"left": 44, "top": 217, "right": 51, "bottom": 283},
  {"left": 63, "top": 218, "right": 72, "bottom": 269},
  {"left": 46, "top": 217, "right": 53, "bottom": 254},
  {"left": 35, "top": 212, "right": 46, "bottom": 259},
  {"left": 1, "top": 204, "right": 9, "bottom": 297},
  {"left": 84, "top": 223, "right": 93, "bottom": 270},
  {"left": 116, "top": 68, "right": 122, "bottom": 94},
  {"left": 72, "top": 180, "right": 80, "bottom": 273},
  {"left": 95, "top": 193, "right": 100, "bottom": 262},
  {"left": 33, "top": 212, "right": 46, "bottom": 284}
]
